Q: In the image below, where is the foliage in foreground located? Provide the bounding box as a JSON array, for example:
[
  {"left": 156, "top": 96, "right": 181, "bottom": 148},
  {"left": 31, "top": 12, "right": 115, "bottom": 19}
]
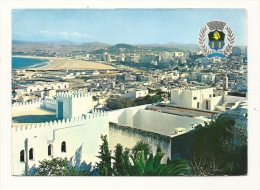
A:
[
  {"left": 189, "top": 114, "right": 247, "bottom": 176},
  {"left": 26, "top": 157, "right": 96, "bottom": 176},
  {"left": 96, "top": 136, "right": 190, "bottom": 176}
]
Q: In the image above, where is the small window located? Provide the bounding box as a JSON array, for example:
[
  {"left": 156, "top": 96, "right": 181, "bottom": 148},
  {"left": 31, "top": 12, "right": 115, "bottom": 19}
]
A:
[
  {"left": 48, "top": 144, "right": 53, "bottom": 156},
  {"left": 20, "top": 150, "right": 25, "bottom": 162},
  {"left": 209, "top": 94, "right": 212, "bottom": 98},
  {"left": 193, "top": 97, "right": 197, "bottom": 100},
  {"left": 58, "top": 86, "right": 60, "bottom": 89},
  {"left": 29, "top": 148, "right": 34, "bottom": 160},
  {"left": 61, "top": 141, "right": 66, "bottom": 152},
  {"left": 213, "top": 94, "right": 216, "bottom": 97},
  {"left": 64, "top": 85, "right": 66, "bottom": 88}
]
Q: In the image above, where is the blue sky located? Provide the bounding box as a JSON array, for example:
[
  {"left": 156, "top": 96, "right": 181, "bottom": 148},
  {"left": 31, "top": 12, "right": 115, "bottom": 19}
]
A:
[{"left": 12, "top": 9, "right": 247, "bottom": 45}]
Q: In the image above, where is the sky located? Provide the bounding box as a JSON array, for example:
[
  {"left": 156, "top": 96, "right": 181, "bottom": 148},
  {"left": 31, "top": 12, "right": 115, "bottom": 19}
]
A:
[{"left": 12, "top": 9, "right": 247, "bottom": 45}]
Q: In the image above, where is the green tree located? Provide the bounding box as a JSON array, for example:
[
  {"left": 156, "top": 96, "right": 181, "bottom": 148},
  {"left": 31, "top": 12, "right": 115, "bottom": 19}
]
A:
[
  {"left": 113, "top": 144, "right": 134, "bottom": 176},
  {"left": 131, "top": 141, "right": 151, "bottom": 160},
  {"left": 96, "top": 135, "right": 113, "bottom": 176},
  {"left": 191, "top": 114, "right": 235, "bottom": 160},
  {"left": 97, "top": 138, "right": 190, "bottom": 176},
  {"left": 130, "top": 151, "right": 190, "bottom": 176},
  {"left": 33, "top": 157, "right": 88, "bottom": 176},
  {"left": 189, "top": 114, "right": 247, "bottom": 175},
  {"left": 106, "top": 96, "right": 135, "bottom": 110},
  {"left": 222, "top": 117, "right": 247, "bottom": 175}
]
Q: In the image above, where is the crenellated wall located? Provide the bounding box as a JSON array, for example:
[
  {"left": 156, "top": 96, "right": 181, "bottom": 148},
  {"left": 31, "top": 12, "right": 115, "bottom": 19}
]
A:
[
  {"left": 12, "top": 99, "right": 44, "bottom": 111},
  {"left": 43, "top": 98, "right": 56, "bottom": 110},
  {"left": 12, "top": 110, "right": 109, "bottom": 175},
  {"left": 56, "top": 90, "right": 93, "bottom": 119}
]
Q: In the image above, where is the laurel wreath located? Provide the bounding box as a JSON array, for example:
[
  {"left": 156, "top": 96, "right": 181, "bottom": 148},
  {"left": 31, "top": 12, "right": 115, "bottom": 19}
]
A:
[
  {"left": 198, "top": 25, "right": 212, "bottom": 56},
  {"left": 198, "top": 24, "right": 235, "bottom": 57},
  {"left": 223, "top": 25, "right": 235, "bottom": 56}
]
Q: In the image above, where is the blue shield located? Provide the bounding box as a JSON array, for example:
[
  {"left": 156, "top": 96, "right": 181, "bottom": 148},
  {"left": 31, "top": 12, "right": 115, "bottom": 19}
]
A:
[
  {"left": 208, "top": 30, "right": 225, "bottom": 51},
  {"left": 208, "top": 40, "right": 225, "bottom": 51}
]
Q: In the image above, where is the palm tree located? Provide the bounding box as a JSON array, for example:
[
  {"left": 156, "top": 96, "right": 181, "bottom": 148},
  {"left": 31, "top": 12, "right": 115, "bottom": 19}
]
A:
[
  {"left": 130, "top": 151, "right": 190, "bottom": 176},
  {"left": 131, "top": 141, "right": 151, "bottom": 160}
]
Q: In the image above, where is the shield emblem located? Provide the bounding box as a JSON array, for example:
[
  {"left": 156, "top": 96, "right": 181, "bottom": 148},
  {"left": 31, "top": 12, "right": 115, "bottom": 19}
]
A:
[{"left": 208, "top": 30, "right": 225, "bottom": 51}]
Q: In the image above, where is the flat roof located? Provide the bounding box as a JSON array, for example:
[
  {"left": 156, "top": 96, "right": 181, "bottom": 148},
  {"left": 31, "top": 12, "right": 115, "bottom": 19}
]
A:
[{"left": 151, "top": 104, "right": 220, "bottom": 117}]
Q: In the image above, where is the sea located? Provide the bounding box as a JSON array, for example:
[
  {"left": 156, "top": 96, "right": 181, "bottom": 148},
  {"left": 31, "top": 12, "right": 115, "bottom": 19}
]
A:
[{"left": 12, "top": 57, "right": 51, "bottom": 70}]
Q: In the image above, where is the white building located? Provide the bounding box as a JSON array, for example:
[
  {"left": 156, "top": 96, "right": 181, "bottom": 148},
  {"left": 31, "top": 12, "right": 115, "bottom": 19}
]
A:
[
  {"left": 26, "top": 82, "right": 69, "bottom": 93},
  {"left": 12, "top": 88, "right": 247, "bottom": 175},
  {"left": 12, "top": 90, "right": 109, "bottom": 175},
  {"left": 199, "top": 73, "right": 216, "bottom": 83},
  {"left": 56, "top": 91, "right": 93, "bottom": 119},
  {"left": 170, "top": 87, "right": 247, "bottom": 111},
  {"left": 123, "top": 89, "right": 148, "bottom": 99},
  {"left": 170, "top": 87, "right": 219, "bottom": 110}
]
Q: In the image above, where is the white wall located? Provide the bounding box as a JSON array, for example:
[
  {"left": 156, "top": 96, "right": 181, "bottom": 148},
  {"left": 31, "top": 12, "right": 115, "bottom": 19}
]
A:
[
  {"left": 138, "top": 110, "right": 205, "bottom": 135},
  {"left": 44, "top": 98, "right": 56, "bottom": 110},
  {"left": 123, "top": 90, "right": 148, "bottom": 99},
  {"left": 12, "top": 112, "right": 109, "bottom": 175},
  {"left": 109, "top": 123, "right": 171, "bottom": 163},
  {"left": 108, "top": 105, "right": 148, "bottom": 127},
  {"left": 171, "top": 88, "right": 214, "bottom": 110},
  {"left": 12, "top": 100, "right": 44, "bottom": 111},
  {"left": 223, "top": 95, "right": 247, "bottom": 103},
  {"left": 56, "top": 91, "right": 93, "bottom": 119},
  {"left": 210, "top": 96, "right": 223, "bottom": 111}
]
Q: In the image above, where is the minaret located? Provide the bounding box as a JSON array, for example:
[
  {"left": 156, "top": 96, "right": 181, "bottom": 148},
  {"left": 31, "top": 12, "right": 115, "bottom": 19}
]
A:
[{"left": 223, "top": 72, "right": 228, "bottom": 90}]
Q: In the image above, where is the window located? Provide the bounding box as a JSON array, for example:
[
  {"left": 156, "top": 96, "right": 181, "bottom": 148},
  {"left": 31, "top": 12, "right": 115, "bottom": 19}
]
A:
[
  {"left": 193, "top": 97, "right": 197, "bottom": 100},
  {"left": 48, "top": 144, "right": 53, "bottom": 156},
  {"left": 20, "top": 150, "right": 24, "bottom": 162},
  {"left": 58, "top": 86, "right": 60, "bottom": 89},
  {"left": 209, "top": 94, "right": 212, "bottom": 98},
  {"left": 206, "top": 101, "right": 209, "bottom": 110},
  {"left": 61, "top": 141, "right": 66, "bottom": 152},
  {"left": 64, "top": 85, "right": 66, "bottom": 88},
  {"left": 197, "top": 102, "right": 200, "bottom": 109},
  {"left": 29, "top": 148, "right": 34, "bottom": 160},
  {"left": 213, "top": 94, "right": 216, "bottom": 97}
]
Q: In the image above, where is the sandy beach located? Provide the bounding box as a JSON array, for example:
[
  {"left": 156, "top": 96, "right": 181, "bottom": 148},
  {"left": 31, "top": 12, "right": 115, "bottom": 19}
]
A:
[{"left": 14, "top": 56, "right": 115, "bottom": 71}]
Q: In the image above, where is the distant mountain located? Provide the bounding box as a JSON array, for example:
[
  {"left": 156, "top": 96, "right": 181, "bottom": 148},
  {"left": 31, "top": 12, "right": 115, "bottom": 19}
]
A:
[
  {"left": 12, "top": 40, "right": 33, "bottom": 45},
  {"left": 12, "top": 40, "right": 110, "bottom": 54},
  {"left": 52, "top": 40, "right": 77, "bottom": 45},
  {"left": 12, "top": 40, "right": 201, "bottom": 55},
  {"left": 90, "top": 42, "right": 200, "bottom": 55}
]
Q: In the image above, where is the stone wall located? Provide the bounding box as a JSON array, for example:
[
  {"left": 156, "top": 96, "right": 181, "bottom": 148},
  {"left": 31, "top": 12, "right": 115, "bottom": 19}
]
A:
[{"left": 109, "top": 122, "right": 171, "bottom": 163}]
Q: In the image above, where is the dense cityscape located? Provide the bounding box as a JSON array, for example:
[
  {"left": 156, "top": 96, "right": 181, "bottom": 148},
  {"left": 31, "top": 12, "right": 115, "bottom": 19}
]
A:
[{"left": 12, "top": 41, "right": 248, "bottom": 176}]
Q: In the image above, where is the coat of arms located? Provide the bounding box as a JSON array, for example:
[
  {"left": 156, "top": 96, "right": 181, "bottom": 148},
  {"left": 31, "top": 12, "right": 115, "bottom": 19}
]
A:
[{"left": 198, "top": 21, "right": 235, "bottom": 58}]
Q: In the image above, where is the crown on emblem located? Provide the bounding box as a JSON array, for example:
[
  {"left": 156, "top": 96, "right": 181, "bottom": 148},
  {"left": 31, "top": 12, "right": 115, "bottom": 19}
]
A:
[{"left": 206, "top": 21, "right": 226, "bottom": 31}]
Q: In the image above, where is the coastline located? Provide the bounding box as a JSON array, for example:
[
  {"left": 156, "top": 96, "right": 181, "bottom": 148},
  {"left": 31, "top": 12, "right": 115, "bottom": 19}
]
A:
[{"left": 12, "top": 55, "right": 115, "bottom": 71}]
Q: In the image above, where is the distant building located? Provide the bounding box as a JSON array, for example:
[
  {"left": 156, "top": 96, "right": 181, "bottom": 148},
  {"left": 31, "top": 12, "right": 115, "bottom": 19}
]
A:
[
  {"left": 123, "top": 89, "right": 148, "bottom": 99},
  {"left": 170, "top": 87, "right": 216, "bottom": 110},
  {"left": 141, "top": 54, "right": 156, "bottom": 63},
  {"left": 173, "top": 52, "right": 184, "bottom": 58},
  {"left": 26, "top": 82, "right": 69, "bottom": 93},
  {"left": 199, "top": 73, "right": 216, "bottom": 84},
  {"left": 232, "top": 46, "right": 242, "bottom": 56},
  {"left": 125, "top": 54, "right": 140, "bottom": 63}
]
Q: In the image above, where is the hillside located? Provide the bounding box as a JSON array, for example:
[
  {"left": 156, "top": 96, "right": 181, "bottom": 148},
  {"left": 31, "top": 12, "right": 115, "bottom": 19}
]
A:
[
  {"left": 12, "top": 40, "right": 201, "bottom": 55},
  {"left": 12, "top": 40, "right": 110, "bottom": 54},
  {"left": 90, "top": 43, "right": 200, "bottom": 55}
]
